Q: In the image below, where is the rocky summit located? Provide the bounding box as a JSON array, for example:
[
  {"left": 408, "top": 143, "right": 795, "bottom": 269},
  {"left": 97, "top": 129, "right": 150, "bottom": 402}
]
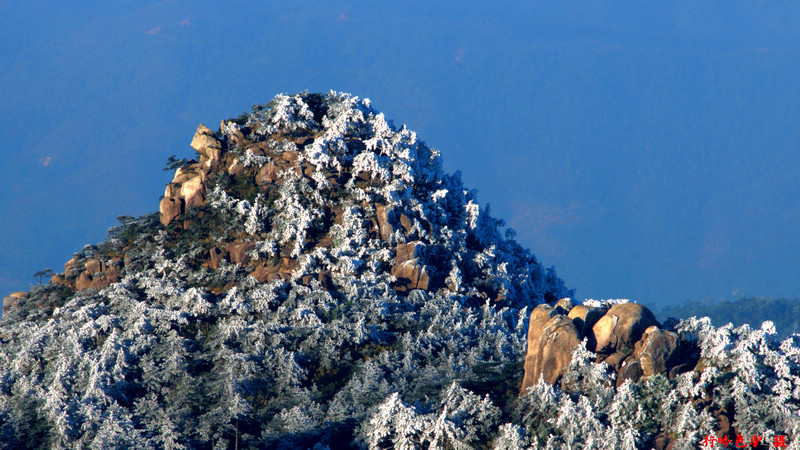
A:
[{"left": 1, "top": 92, "right": 799, "bottom": 449}]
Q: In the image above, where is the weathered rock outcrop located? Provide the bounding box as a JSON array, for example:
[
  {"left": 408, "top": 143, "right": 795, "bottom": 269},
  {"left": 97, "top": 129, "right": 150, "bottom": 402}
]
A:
[
  {"left": 521, "top": 304, "right": 582, "bottom": 388},
  {"left": 391, "top": 241, "right": 431, "bottom": 291},
  {"left": 633, "top": 325, "right": 680, "bottom": 378},
  {"left": 159, "top": 124, "right": 222, "bottom": 226},
  {"left": 590, "top": 302, "right": 659, "bottom": 353},
  {"left": 191, "top": 124, "right": 223, "bottom": 169},
  {"left": 521, "top": 300, "right": 691, "bottom": 393},
  {"left": 51, "top": 256, "right": 124, "bottom": 291},
  {"left": 375, "top": 204, "right": 396, "bottom": 241}
]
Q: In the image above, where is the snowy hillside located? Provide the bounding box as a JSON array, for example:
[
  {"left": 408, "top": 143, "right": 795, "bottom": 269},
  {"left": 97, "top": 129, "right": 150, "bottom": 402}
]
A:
[{"left": 0, "top": 92, "right": 797, "bottom": 449}]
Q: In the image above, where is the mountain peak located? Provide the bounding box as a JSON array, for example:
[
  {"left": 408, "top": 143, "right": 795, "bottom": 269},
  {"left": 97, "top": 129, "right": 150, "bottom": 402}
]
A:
[
  {"left": 42, "top": 91, "right": 568, "bottom": 311},
  {"left": 2, "top": 92, "right": 796, "bottom": 449}
]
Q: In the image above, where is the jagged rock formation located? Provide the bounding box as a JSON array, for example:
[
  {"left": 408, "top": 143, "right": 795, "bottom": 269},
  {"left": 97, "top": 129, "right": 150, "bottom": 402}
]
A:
[
  {"left": 159, "top": 124, "right": 221, "bottom": 226},
  {"left": 521, "top": 301, "right": 582, "bottom": 385}
]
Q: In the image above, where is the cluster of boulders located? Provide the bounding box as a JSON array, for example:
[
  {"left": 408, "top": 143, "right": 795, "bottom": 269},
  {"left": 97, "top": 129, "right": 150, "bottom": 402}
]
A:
[
  {"left": 521, "top": 299, "right": 688, "bottom": 391},
  {"left": 51, "top": 256, "right": 124, "bottom": 291},
  {"left": 520, "top": 299, "right": 742, "bottom": 447},
  {"left": 159, "top": 124, "right": 222, "bottom": 227},
  {"left": 2, "top": 257, "right": 125, "bottom": 310}
]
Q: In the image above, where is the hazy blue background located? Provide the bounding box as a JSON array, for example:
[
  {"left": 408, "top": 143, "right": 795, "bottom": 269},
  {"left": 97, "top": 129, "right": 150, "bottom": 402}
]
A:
[{"left": 2, "top": 1, "right": 799, "bottom": 310}]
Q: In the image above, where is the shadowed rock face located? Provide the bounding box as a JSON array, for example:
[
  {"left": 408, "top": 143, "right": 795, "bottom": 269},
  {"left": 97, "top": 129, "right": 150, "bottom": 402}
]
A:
[
  {"left": 521, "top": 300, "right": 688, "bottom": 394},
  {"left": 375, "top": 204, "right": 395, "bottom": 241},
  {"left": 568, "top": 303, "right": 607, "bottom": 339},
  {"left": 617, "top": 358, "right": 644, "bottom": 387}
]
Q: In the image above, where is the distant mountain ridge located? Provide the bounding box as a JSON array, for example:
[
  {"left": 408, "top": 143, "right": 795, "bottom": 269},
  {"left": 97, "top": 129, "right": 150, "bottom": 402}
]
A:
[
  {"left": 658, "top": 296, "right": 800, "bottom": 339},
  {"left": 0, "top": 92, "right": 797, "bottom": 449}
]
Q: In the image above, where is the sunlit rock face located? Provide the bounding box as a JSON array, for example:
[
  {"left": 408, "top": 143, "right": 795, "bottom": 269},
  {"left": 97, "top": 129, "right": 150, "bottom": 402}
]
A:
[
  {"left": 521, "top": 300, "right": 688, "bottom": 393},
  {"left": 159, "top": 124, "right": 221, "bottom": 226},
  {"left": 520, "top": 303, "right": 582, "bottom": 387},
  {"left": 590, "top": 302, "right": 659, "bottom": 354},
  {"left": 1, "top": 292, "right": 27, "bottom": 314},
  {"left": 634, "top": 325, "right": 680, "bottom": 378}
]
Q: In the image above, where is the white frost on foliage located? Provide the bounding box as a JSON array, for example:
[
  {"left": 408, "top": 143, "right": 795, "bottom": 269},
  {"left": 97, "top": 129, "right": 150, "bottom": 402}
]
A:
[
  {"left": 365, "top": 393, "right": 426, "bottom": 450},
  {"left": 493, "top": 424, "right": 529, "bottom": 450},
  {"left": 221, "top": 120, "right": 240, "bottom": 137},
  {"left": 9, "top": 91, "right": 800, "bottom": 448},
  {"left": 253, "top": 93, "right": 317, "bottom": 135},
  {"left": 352, "top": 152, "right": 390, "bottom": 182},
  {"left": 464, "top": 199, "right": 480, "bottom": 230},
  {"left": 206, "top": 185, "right": 237, "bottom": 211},
  {"left": 301, "top": 138, "right": 333, "bottom": 169},
  {"left": 237, "top": 149, "right": 269, "bottom": 167},
  {"left": 321, "top": 91, "right": 369, "bottom": 139},
  {"left": 582, "top": 298, "right": 629, "bottom": 309}
]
